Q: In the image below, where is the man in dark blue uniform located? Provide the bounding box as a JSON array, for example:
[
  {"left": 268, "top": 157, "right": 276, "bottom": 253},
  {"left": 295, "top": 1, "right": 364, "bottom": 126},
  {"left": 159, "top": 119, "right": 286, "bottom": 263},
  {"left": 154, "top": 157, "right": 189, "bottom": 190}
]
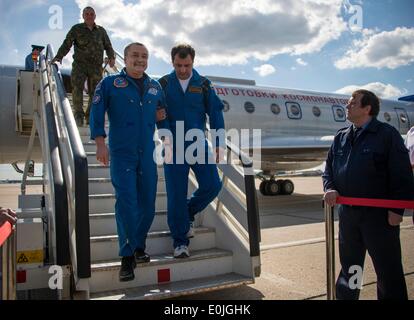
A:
[
  {"left": 158, "top": 44, "right": 225, "bottom": 258},
  {"left": 25, "top": 45, "right": 44, "bottom": 71},
  {"left": 90, "top": 42, "right": 170, "bottom": 282},
  {"left": 323, "top": 89, "right": 414, "bottom": 299}
]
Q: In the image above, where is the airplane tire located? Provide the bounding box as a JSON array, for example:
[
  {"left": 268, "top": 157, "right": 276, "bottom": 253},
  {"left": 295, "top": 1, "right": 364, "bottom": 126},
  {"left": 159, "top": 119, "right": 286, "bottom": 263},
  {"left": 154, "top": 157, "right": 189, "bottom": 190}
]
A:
[
  {"left": 259, "top": 181, "right": 268, "bottom": 195},
  {"left": 265, "top": 180, "right": 280, "bottom": 196},
  {"left": 281, "top": 179, "right": 295, "bottom": 195}
]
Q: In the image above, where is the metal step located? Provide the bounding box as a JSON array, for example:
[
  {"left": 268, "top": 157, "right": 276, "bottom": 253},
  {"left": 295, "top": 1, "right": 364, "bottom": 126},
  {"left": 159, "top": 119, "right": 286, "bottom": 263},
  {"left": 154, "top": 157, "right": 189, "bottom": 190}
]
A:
[
  {"left": 89, "top": 192, "right": 167, "bottom": 213},
  {"left": 88, "top": 164, "right": 110, "bottom": 178},
  {"left": 89, "top": 248, "right": 233, "bottom": 293},
  {"left": 89, "top": 210, "right": 168, "bottom": 236},
  {"left": 90, "top": 272, "right": 253, "bottom": 300},
  {"left": 90, "top": 227, "right": 216, "bottom": 262},
  {"left": 88, "top": 177, "right": 166, "bottom": 194}
]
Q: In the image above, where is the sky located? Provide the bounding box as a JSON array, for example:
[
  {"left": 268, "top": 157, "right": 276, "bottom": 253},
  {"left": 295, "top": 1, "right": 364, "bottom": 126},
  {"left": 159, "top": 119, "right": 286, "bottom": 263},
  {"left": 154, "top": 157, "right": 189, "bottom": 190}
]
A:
[{"left": 0, "top": 0, "right": 413, "bottom": 99}]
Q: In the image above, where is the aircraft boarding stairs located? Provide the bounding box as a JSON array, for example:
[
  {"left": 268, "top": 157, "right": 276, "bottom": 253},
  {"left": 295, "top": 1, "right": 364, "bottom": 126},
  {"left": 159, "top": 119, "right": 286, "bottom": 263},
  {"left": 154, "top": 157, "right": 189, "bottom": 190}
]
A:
[{"left": 9, "top": 45, "right": 261, "bottom": 299}]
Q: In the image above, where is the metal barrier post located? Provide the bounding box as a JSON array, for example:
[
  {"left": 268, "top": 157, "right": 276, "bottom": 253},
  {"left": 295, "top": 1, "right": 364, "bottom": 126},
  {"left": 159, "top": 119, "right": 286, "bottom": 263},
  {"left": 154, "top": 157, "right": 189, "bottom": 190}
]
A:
[
  {"left": 9, "top": 232, "right": 17, "bottom": 299},
  {"left": 324, "top": 201, "right": 336, "bottom": 300},
  {"left": 1, "top": 239, "right": 8, "bottom": 299}
]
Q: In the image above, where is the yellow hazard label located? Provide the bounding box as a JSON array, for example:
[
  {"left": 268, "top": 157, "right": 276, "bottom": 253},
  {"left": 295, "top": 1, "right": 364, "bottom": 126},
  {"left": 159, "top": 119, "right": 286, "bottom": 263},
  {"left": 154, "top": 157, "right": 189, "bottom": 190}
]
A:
[{"left": 17, "top": 250, "right": 43, "bottom": 264}]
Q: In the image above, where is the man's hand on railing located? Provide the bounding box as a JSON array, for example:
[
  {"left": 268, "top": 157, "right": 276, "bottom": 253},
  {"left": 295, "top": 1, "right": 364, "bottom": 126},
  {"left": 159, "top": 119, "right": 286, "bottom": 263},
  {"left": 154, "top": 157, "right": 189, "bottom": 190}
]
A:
[
  {"left": 51, "top": 57, "right": 62, "bottom": 65},
  {"left": 324, "top": 190, "right": 339, "bottom": 207},
  {"left": 388, "top": 211, "right": 403, "bottom": 226},
  {"left": 0, "top": 208, "right": 17, "bottom": 228},
  {"left": 95, "top": 137, "right": 109, "bottom": 166}
]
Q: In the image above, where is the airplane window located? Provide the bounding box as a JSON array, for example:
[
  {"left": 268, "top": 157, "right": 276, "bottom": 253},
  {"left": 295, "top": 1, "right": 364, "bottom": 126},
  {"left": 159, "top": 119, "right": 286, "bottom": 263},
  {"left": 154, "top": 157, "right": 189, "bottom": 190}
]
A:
[
  {"left": 285, "top": 102, "right": 302, "bottom": 119},
  {"left": 312, "top": 106, "right": 321, "bottom": 117},
  {"left": 332, "top": 105, "right": 346, "bottom": 122},
  {"left": 400, "top": 113, "right": 407, "bottom": 123},
  {"left": 244, "top": 101, "right": 255, "bottom": 113},
  {"left": 270, "top": 103, "right": 280, "bottom": 115},
  {"left": 222, "top": 100, "right": 230, "bottom": 112},
  {"left": 384, "top": 112, "right": 391, "bottom": 122}
]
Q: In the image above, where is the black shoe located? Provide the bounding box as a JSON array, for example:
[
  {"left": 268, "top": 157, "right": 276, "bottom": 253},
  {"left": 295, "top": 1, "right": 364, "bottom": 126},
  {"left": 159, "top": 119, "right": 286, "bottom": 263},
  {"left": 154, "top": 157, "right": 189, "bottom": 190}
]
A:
[
  {"left": 134, "top": 249, "right": 150, "bottom": 263},
  {"left": 119, "top": 256, "right": 136, "bottom": 282}
]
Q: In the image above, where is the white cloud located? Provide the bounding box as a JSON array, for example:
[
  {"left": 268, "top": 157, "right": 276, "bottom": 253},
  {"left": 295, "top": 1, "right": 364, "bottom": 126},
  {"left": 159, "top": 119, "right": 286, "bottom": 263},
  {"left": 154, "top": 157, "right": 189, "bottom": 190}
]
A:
[
  {"left": 253, "top": 64, "right": 276, "bottom": 77},
  {"left": 407, "top": 79, "right": 413, "bottom": 83},
  {"left": 335, "top": 27, "right": 414, "bottom": 69},
  {"left": 75, "top": 0, "right": 346, "bottom": 66},
  {"left": 335, "top": 82, "right": 405, "bottom": 99},
  {"left": 296, "top": 58, "right": 308, "bottom": 66}
]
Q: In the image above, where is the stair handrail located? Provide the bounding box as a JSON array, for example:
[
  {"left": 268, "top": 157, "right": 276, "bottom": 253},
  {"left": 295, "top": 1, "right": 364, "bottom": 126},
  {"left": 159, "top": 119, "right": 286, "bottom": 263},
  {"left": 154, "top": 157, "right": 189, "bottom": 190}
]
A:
[
  {"left": 38, "top": 55, "right": 71, "bottom": 268},
  {"left": 44, "top": 45, "right": 91, "bottom": 285}
]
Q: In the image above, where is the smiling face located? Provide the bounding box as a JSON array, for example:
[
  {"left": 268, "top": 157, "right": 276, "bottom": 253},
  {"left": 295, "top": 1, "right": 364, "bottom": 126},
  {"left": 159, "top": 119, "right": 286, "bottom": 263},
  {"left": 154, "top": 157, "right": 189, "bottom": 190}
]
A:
[
  {"left": 173, "top": 54, "right": 193, "bottom": 80},
  {"left": 124, "top": 44, "right": 148, "bottom": 78}
]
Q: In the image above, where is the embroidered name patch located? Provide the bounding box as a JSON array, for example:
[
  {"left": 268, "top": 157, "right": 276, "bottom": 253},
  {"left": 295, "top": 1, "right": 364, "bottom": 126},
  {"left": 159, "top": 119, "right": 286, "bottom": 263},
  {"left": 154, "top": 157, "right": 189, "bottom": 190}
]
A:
[
  {"left": 188, "top": 86, "right": 202, "bottom": 94},
  {"left": 113, "top": 77, "right": 128, "bottom": 88}
]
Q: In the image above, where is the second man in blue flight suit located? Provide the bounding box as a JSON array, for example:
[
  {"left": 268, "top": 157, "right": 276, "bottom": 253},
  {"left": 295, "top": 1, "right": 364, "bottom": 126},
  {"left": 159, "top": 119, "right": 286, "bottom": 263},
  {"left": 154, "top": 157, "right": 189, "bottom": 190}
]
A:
[
  {"left": 158, "top": 44, "right": 225, "bottom": 258},
  {"left": 90, "top": 42, "right": 170, "bottom": 282}
]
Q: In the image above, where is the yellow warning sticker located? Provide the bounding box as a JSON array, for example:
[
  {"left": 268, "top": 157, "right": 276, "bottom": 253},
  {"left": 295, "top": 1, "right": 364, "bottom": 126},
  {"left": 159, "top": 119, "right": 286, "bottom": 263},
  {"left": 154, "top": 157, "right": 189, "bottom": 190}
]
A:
[{"left": 17, "top": 250, "right": 43, "bottom": 264}]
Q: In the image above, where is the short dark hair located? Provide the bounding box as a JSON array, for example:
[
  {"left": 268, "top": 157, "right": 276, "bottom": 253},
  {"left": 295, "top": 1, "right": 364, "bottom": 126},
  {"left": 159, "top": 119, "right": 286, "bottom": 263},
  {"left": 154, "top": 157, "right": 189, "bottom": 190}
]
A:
[
  {"left": 171, "top": 44, "right": 195, "bottom": 62},
  {"left": 83, "top": 6, "right": 95, "bottom": 14},
  {"left": 352, "top": 89, "right": 380, "bottom": 117},
  {"left": 124, "top": 42, "right": 145, "bottom": 58}
]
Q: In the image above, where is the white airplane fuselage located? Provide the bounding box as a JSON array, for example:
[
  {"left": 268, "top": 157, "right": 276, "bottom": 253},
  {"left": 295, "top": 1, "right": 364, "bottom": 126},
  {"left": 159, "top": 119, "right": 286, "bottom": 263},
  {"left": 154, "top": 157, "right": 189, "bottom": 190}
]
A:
[
  {"left": 211, "top": 79, "right": 414, "bottom": 174},
  {"left": 1, "top": 65, "right": 413, "bottom": 179}
]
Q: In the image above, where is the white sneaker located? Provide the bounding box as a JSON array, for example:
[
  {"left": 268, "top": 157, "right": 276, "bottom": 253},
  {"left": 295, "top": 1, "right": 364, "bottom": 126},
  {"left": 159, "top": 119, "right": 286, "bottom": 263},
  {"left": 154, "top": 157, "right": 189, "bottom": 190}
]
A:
[
  {"left": 186, "top": 221, "right": 195, "bottom": 238},
  {"left": 174, "top": 245, "right": 190, "bottom": 258}
]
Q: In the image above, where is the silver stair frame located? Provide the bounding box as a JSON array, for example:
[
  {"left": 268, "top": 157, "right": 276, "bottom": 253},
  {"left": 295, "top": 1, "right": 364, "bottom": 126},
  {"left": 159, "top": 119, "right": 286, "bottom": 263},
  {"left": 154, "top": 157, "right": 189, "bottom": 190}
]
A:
[{"left": 44, "top": 45, "right": 91, "bottom": 297}]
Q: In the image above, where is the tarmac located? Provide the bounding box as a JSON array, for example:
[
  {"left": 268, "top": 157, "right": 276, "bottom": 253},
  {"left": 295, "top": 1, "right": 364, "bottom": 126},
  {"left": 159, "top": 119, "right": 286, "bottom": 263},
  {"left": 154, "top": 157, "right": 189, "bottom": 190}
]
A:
[
  {"left": 1, "top": 177, "right": 413, "bottom": 300},
  {"left": 176, "top": 176, "right": 414, "bottom": 300}
]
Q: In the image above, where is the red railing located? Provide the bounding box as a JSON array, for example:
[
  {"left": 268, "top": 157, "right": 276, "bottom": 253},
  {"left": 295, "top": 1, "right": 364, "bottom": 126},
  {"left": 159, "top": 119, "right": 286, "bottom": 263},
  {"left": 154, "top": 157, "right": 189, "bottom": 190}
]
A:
[
  {"left": 1, "top": 221, "right": 16, "bottom": 300},
  {"left": 0, "top": 221, "right": 13, "bottom": 247},
  {"left": 336, "top": 196, "right": 414, "bottom": 209}
]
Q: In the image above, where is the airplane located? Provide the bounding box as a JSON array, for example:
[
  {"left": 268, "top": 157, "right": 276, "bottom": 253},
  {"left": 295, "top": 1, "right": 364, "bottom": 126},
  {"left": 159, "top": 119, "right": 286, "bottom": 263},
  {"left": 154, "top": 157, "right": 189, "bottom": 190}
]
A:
[
  {"left": 1, "top": 63, "right": 413, "bottom": 197},
  {"left": 206, "top": 75, "right": 414, "bottom": 196}
]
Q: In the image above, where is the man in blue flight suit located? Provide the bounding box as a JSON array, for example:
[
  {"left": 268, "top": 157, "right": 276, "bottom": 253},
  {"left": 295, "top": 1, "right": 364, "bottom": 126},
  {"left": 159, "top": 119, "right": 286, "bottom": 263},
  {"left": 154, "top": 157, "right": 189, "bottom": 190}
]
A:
[
  {"left": 158, "top": 44, "right": 225, "bottom": 258},
  {"left": 25, "top": 45, "right": 45, "bottom": 70},
  {"left": 90, "top": 42, "right": 170, "bottom": 282},
  {"left": 323, "top": 89, "right": 414, "bottom": 300}
]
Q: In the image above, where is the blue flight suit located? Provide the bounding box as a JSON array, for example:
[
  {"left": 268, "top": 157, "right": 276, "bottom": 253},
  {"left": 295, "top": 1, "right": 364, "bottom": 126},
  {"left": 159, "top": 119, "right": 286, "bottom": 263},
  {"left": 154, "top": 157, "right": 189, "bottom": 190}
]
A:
[
  {"left": 162, "top": 69, "right": 225, "bottom": 249},
  {"left": 90, "top": 68, "right": 169, "bottom": 257},
  {"left": 323, "top": 117, "right": 414, "bottom": 300}
]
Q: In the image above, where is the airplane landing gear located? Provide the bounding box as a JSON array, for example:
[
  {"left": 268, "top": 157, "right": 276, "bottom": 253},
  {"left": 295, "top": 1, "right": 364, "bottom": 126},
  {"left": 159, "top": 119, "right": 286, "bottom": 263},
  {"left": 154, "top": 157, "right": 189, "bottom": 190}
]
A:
[{"left": 259, "top": 179, "right": 295, "bottom": 196}]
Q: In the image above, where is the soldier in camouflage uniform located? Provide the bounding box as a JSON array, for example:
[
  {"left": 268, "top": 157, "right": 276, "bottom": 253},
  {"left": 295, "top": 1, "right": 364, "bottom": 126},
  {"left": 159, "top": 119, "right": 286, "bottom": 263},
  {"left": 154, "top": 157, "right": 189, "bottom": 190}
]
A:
[{"left": 52, "top": 6, "right": 115, "bottom": 126}]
